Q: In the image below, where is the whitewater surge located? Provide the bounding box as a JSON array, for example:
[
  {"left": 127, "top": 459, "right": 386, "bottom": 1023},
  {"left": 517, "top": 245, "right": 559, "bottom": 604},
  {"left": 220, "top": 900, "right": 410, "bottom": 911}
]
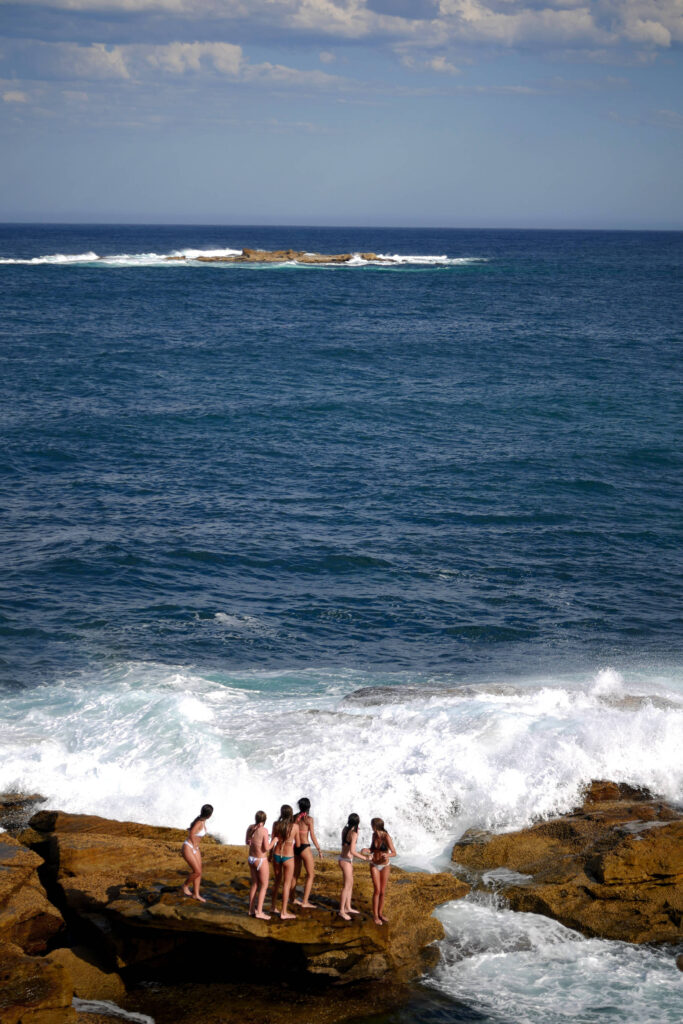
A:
[
  {"left": 1, "top": 665, "right": 680, "bottom": 862},
  {"left": 0, "top": 246, "right": 484, "bottom": 268},
  {"left": 429, "top": 898, "right": 683, "bottom": 1024}
]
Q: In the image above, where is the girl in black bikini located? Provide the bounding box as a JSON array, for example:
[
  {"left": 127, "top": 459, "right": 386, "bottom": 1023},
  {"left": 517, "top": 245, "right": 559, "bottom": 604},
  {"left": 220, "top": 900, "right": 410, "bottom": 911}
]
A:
[
  {"left": 293, "top": 797, "right": 323, "bottom": 908},
  {"left": 270, "top": 804, "right": 298, "bottom": 920},
  {"left": 366, "top": 816, "right": 396, "bottom": 925},
  {"left": 338, "top": 812, "right": 368, "bottom": 920}
]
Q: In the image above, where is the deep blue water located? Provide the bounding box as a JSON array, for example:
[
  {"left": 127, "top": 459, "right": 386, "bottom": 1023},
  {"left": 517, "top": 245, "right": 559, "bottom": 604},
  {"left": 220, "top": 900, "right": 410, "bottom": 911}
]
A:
[{"left": 1, "top": 225, "right": 682, "bottom": 689}]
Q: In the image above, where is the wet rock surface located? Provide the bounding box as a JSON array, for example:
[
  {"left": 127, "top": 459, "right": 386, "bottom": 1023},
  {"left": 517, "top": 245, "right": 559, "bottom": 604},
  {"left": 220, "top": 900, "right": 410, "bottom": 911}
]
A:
[
  {"left": 452, "top": 780, "right": 683, "bottom": 943},
  {"left": 165, "top": 248, "right": 380, "bottom": 264},
  {"left": 0, "top": 798, "right": 468, "bottom": 1024}
]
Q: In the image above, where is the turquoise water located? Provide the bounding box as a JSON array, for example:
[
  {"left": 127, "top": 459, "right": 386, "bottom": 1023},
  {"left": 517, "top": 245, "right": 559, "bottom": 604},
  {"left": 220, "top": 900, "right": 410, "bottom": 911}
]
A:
[{"left": 1, "top": 225, "right": 681, "bottom": 1022}]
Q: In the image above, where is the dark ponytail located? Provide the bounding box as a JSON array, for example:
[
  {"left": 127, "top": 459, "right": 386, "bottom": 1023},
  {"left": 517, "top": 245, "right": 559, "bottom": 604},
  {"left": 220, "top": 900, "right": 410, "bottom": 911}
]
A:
[
  {"left": 189, "top": 803, "right": 213, "bottom": 830},
  {"left": 341, "top": 812, "right": 360, "bottom": 845}
]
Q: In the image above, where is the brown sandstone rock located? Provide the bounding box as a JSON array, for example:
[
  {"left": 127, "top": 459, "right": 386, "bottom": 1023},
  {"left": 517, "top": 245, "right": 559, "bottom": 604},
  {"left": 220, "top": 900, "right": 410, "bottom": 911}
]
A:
[
  {"left": 164, "top": 248, "right": 379, "bottom": 265},
  {"left": 0, "top": 940, "right": 76, "bottom": 1024},
  {"left": 0, "top": 835, "right": 65, "bottom": 953},
  {"left": 452, "top": 781, "right": 683, "bottom": 944},
  {"left": 22, "top": 810, "right": 468, "bottom": 990},
  {"left": 46, "top": 946, "right": 126, "bottom": 1002}
]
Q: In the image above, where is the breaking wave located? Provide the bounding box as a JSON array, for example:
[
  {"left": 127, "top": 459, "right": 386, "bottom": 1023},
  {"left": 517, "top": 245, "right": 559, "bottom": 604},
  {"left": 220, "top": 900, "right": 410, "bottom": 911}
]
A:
[
  {"left": 0, "top": 664, "right": 680, "bottom": 865},
  {"left": 0, "top": 246, "right": 485, "bottom": 269}
]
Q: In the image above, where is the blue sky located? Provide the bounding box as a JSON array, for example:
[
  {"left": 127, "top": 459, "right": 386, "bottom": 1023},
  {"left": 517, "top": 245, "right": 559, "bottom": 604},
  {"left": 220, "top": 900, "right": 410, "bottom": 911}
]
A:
[{"left": 1, "top": 1, "right": 682, "bottom": 227}]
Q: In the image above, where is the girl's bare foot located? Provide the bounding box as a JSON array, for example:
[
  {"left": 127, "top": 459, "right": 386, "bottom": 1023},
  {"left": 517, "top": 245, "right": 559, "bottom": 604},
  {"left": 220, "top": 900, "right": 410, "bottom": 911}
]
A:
[
  {"left": 182, "top": 886, "right": 192, "bottom": 897},
  {"left": 381, "top": 914, "right": 389, "bottom": 922},
  {"left": 348, "top": 907, "right": 360, "bottom": 914},
  {"left": 338, "top": 911, "right": 351, "bottom": 920},
  {"left": 255, "top": 911, "right": 271, "bottom": 920},
  {"left": 299, "top": 901, "right": 317, "bottom": 908},
  {"left": 194, "top": 894, "right": 207, "bottom": 903},
  {"left": 374, "top": 916, "right": 383, "bottom": 925},
  {"left": 280, "top": 912, "right": 297, "bottom": 920}
]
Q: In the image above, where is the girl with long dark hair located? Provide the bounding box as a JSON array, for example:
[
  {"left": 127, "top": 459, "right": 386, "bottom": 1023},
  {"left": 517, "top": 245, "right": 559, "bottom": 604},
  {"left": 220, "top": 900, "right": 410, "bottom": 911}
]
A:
[
  {"left": 270, "top": 804, "right": 298, "bottom": 919},
  {"left": 338, "top": 812, "right": 367, "bottom": 920},
  {"left": 366, "top": 816, "right": 396, "bottom": 925},
  {"left": 293, "top": 796, "right": 323, "bottom": 908},
  {"left": 181, "top": 803, "right": 213, "bottom": 902}
]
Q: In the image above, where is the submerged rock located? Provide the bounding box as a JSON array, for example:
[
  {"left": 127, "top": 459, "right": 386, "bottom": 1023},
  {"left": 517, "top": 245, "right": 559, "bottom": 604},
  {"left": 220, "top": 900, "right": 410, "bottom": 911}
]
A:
[{"left": 452, "top": 779, "right": 683, "bottom": 944}]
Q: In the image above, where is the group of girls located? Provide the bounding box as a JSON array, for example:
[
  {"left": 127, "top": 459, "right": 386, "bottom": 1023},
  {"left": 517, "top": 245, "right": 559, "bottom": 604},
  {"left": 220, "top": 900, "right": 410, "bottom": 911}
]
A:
[{"left": 181, "top": 799, "right": 396, "bottom": 926}]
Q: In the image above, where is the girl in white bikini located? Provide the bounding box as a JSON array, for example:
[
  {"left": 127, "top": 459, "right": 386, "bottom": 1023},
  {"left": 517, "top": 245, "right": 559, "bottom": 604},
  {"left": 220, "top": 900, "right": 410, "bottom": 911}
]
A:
[
  {"left": 338, "top": 813, "right": 368, "bottom": 920},
  {"left": 293, "top": 797, "right": 323, "bottom": 909},
  {"left": 365, "top": 816, "right": 396, "bottom": 925},
  {"left": 270, "top": 804, "right": 298, "bottom": 920},
  {"left": 245, "top": 810, "right": 274, "bottom": 920},
  {"left": 181, "top": 803, "right": 213, "bottom": 902}
]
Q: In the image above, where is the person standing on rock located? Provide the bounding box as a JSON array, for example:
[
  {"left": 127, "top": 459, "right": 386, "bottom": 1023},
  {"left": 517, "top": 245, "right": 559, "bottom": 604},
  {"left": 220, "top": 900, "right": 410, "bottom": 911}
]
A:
[
  {"left": 181, "top": 803, "right": 213, "bottom": 902},
  {"left": 270, "top": 805, "right": 298, "bottom": 920},
  {"left": 293, "top": 797, "right": 323, "bottom": 908},
  {"left": 364, "top": 817, "right": 396, "bottom": 925},
  {"left": 245, "top": 810, "right": 274, "bottom": 920},
  {"left": 338, "top": 812, "right": 368, "bottom": 920}
]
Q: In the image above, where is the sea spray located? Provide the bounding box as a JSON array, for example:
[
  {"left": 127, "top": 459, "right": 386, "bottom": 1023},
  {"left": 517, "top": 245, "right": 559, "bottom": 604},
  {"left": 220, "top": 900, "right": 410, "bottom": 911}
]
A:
[{"left": 1, "top": 664, "right": 680, "bottom": 862}]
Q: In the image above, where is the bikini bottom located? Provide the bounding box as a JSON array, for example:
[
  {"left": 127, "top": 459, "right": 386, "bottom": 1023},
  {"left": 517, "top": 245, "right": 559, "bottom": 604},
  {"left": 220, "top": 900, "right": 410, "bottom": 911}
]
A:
[
  {"left": 248, "top": 855, "right": 264, "bottom": 869},
  {"left": 371, "top": 862, "right": 388, "bottom": 871},
  {"left": 294, "top": 842, "right": 310, "bottom": 857},
  {"left": 183, "top": 840, "right": 199, "bottom": 855},
  {"left": 338, "top": 856, "right": 353, "bottom": 864},
  {"left": 274, "top": 854, "right": 293, "bottom": 865}
]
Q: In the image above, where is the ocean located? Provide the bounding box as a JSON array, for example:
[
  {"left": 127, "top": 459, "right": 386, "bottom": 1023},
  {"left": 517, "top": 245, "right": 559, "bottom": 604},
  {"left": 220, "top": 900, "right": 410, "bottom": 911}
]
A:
[{"left": 1, "top": 224, "right": 682, "bottom": 1022}]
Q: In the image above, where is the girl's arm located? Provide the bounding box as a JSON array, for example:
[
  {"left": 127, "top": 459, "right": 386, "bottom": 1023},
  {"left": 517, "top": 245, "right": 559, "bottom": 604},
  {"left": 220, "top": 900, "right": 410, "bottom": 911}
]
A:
[
  {"left": 349, "top": 831, "right": 367, "bottom": 861},
  {"left": 386, "top": 833, "right": 397, "bottom": 859},
  {"left": 308, "top": 817, "right": 324, "bottom": 859},
  {"left": 245, "top": 824, "right": 254, "bottom": 846}
]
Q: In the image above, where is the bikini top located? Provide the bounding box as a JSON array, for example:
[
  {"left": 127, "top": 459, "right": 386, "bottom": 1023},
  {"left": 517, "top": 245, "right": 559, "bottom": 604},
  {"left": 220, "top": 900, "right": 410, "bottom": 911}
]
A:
[
  {"left": 371, "top": 832, "right": 388, "bottom": 853},
  {"left": 190, "top": 824, "right": 207, "bottom": 839}
]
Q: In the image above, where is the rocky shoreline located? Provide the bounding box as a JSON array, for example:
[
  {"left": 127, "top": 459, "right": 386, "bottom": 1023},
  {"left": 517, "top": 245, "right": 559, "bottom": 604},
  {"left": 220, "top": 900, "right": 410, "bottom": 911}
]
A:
[
  {"left": 451, "top": 780, "right": 682, "bottom": 945},
  {"left": 2, "top": 782, "right": 681, "bottom": 1023},
  {"left": 0, "top": 800, "right": 467, "bottom": 1023}
]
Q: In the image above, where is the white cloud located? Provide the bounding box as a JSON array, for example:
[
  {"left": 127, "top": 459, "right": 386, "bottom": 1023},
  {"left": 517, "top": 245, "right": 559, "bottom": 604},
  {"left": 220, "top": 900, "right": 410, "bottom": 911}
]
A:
[
  {"left": 428, "top": 55, "right": 461, "bottom": 74},
  {"left": 62, "top": 42, "right": 130, "bottom": 79},
  {"left": 2, "top": 1, "right": 682, "bottom": 67},
  {"left": 3, "top": 90, "right": 29, "bottom": 102},
  {"left": 145, "top": 42, "right": 243, "bottom": 75}
]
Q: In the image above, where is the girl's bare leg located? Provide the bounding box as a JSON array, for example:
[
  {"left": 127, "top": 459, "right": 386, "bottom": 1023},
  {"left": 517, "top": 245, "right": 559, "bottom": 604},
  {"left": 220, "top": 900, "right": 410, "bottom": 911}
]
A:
[
  {"left": 182, "top": 846, "right": 204, "bottom": 901},
  {"left": 280, "top": 860, "right": 297, "bottom": 920},
  {"left": 371, "top": 866, "right": 382, "bottom": 923},
  {"left": 255, "top": 860, "right": 271, "bottom": 919},
  {"left": 378, "top": 867, "right": 390, "bottom": 921},
  {"left": 271, "top": 862, "right": 282, "bottom": 913},
  {"left": 298, "top": 847, "right": 317, "bottom": 907},
  {"left": 248, "top": 863, "right": 258, "bottom": 915},
  {"left": 338, "top": 861, "right": 353, "bottom": 919}
]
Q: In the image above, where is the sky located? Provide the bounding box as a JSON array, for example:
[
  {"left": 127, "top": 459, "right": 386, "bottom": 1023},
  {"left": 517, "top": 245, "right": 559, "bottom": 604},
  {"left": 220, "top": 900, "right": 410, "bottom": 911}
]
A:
[{"left": 1, "top": 0, "right": 682, "bottom": 227}]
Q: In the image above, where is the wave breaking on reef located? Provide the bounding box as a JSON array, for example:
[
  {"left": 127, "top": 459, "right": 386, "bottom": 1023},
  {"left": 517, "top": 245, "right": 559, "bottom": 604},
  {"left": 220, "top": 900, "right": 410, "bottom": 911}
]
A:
[
  {"left": 1, "top": 664, "right": 681, "bottom": 867},
  {"left": 0, "top": 245, "right": 485, "bottom": 268}
]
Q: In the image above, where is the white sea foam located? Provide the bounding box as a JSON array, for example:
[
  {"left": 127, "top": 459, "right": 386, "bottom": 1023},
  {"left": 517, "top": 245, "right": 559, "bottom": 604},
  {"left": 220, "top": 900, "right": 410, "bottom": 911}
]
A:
[
  {"left": 73, "top": 998, "right": 154, "bottom": 1022},
  {"left": 0, "top": 247, "right": 486, "bottom": 269},
  {"left": 0, "top": 664, "right": 680, "bottom": 862},
  {"left": 429, "top": 898, "right": 683, "bottom": 1023}
]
